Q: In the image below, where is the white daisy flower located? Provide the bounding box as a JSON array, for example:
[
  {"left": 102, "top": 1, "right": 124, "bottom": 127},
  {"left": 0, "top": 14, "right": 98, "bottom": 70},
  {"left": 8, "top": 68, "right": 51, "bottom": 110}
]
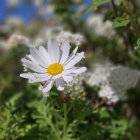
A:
[{"left": 20, "top": 39, "right": 86, "bottom": 96}]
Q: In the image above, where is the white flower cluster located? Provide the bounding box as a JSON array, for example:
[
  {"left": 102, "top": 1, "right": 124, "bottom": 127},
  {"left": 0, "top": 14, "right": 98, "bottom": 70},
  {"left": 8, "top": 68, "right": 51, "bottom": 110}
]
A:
[
  {"left": 114, "top": 0, "right": 122, "bottom": 6},
  {"left": 87, "top": 61, "right": 112, "bottom": 86},
  {"left": 86, "top": 62, "right": 140, "bottom": 103},
  {"left": 40, "top": 5, "right": 55, "bottom": 16},
  {"left": 56, "top": 31, "right": 84, "bottom": 46},
  {"left": 35, "top": 26, "right": 63, "bottom": 46},
  {"left": 0, "top": 24, "right": 10, "bottom": 35},
  {"left": 0, "top": 34, "right": 31, "bottom": 50},
  {"left": 86, "top": 14, "right": 115, "bottom": 38},
  {"left": 7, "top": 34, "right": 30, "bottom": 47},
  {"left": 34, "top": 0, "right": 55, "bottom": 17},
  {"left": 6, "top": 16, "right": 24, "bottom": 28},
  {"left": 34, "top": 0, "right": 44, "bottom": 7},
  {"left": 35, "top": 28, "right": 84, "bottom": 48},
  {"left": 63, "top": 73, "right": 86, "bottom": 99}
]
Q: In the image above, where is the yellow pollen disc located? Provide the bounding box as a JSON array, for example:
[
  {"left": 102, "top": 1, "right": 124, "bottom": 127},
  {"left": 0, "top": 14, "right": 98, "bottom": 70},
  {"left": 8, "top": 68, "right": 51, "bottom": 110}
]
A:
[{"left": 47, "top": 63, "right": 63, "bottom": 76}]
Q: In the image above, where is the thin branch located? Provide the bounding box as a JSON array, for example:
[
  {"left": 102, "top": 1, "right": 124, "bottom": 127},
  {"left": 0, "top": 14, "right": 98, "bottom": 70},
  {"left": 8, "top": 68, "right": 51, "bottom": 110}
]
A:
[{"left": 111, "top": 0, "right": 118, "bottom": 17}]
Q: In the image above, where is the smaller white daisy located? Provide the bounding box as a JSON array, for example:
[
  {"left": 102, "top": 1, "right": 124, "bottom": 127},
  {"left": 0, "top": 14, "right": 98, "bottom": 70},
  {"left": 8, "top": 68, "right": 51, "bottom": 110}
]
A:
[{"left": 20, "top": 39, "right": 86, "bottom": 96}]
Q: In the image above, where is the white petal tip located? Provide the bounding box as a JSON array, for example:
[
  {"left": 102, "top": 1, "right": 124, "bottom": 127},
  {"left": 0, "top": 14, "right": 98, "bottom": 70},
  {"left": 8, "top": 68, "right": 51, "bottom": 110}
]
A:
[
  {"left": 73, "top": 67, "right": 87, "bottom": 74},
  {"left": 83, "top": 67, "right": 87, "bottom": 72},
  {"left": 57, "top": 86, "right": 65, "bottom": 91},
  {"left": 20, "top": 73, "right": 27, "bottom": 78}
]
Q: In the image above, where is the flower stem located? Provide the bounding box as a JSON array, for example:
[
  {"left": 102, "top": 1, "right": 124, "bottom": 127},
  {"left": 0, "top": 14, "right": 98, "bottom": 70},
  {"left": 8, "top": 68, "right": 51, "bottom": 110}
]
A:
[
  {"left": 63, "top": 103, "right": 67, "bottom": 139},
  {"left": 48, "top": 118, "right": 61, "bottom": 140}
]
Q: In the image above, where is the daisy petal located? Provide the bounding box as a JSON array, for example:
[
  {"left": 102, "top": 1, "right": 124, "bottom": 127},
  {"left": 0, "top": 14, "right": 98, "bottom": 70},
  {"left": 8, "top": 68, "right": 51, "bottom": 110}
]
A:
[
  {"left": 23, "top": 62, "right": 46, "bottom": 73},
  {"left": 21, "top": 58, "right": 38, "bottom": 66},
  {"left": 60, "top": 41, "right": 71, "bottom": 64},
  {"left": 39, "top": 46, "right": 52, "bottom": 65},
  {"left": 62, "top": 75, "right": 73, "bottom": 83},
  {"left": 63, "top": 46, "right": 78, "bottom": 65},
  {"left": 52, "top": 74, "right": 62, "bottom": 79},
  {"left": 73, "top": 67, "right": 87, "bottom": 74},
  {"left": 42, "top": 80, "right": 54, "bottom": 93},
  {"left": 30, "top": 48, "right": 48, "bottom": 68},
  {"left": 55, "top": 78, "right": 65, "bottom": 91},
  {"left": 33, "top": 75, "right": 51, "bottom": 82},
  {"left": 64, "top": 52, "right": 84, "bottom": 70},
  {"left": 26, "top": 55, "right": 39, "bottom": 64},
  {"left": 34, "top": 73, "right": 49, "bottom": 78},
  {"left": 62, "top": 69, "right": 74, "bottom": 75},
  {"left": 20, "top": 73, "right": 34, "bottom": 79},
  {"left": 48, "top": 39, "right": 60, "bottom": 63}
]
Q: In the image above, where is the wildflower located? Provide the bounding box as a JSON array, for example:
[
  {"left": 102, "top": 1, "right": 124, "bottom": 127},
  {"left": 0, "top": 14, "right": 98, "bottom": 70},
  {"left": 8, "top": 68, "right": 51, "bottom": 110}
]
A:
[
  {"left": 86, "top": 62, "right": 140, "bottom": 103},
  {"left": 40, "top": 5, "right": 55, "bottom": 16},
  {"left": 86, "top": 61, "right": 112, "bottom": 86},
  {"left": 99, "top": 85, "right": 119, "bottom": 104},
  {"left": 0, "top": 34, "right": 30, "bottom": 50},
  {"left": 86, "top": 14, "right": 115, "bottom": 38},
  {"left": 56, "top": 31, "right": 84, "bottom": 46},
  {"left": 20, "top": 39, "right": 86, "bottom": 96},
  {"left": 6, "top": 16, "right": 24, "bottom": 28},
  {"left": 40, "top": 26, "right": 63, "bottom": 40},
  {"left": 63, "top": 73, "right": 86, "bottom": 99},
  {"left": 7, "top": 34, "right": 30, "bottom": 47}
]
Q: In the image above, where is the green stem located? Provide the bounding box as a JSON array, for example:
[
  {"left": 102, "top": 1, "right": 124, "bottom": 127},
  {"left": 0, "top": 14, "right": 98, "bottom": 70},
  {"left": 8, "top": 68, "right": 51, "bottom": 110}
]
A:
[
  {"left": 111, "top": 0, "right": 133, "bottom": 50},
  {"left": 48, "top": 119, "right": 61, "bottom": 140},
  {"left": 63, "top": 103, "right": 67, "bottom": 139},
  {"left": 111, "top": 0, "right": 118, "bottom": 17}
]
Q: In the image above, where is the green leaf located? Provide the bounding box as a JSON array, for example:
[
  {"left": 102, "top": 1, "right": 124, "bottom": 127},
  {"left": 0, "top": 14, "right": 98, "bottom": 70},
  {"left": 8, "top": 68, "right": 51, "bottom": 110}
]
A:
[
  {"left": 86, "top": 0, "right": 111, "bottom": 13},
  {"left": 112, "top": 17, "right": 131, "bottom": 28},
  {"left": 99, "top": 107, "right": 110, "bottom": 119},
  {"left": 134, "top": 38, "right": 140, "bottom": 50}
]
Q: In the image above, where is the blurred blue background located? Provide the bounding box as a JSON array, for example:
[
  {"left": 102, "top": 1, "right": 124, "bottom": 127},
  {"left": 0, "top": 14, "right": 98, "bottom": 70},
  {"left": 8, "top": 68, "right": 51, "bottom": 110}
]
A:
[{"left": 0, "top": 0, "right": 92, "bottom": 23}]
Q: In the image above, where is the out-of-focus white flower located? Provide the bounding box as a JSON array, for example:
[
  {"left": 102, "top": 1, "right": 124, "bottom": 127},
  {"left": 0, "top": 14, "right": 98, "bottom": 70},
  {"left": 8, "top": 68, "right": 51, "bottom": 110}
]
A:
[
  {"left": 108, "top": 66, "right": 140, "bottom": 91},
  {"left": 114, "top": 0, "right": 122, "bottom": 6},
  {"left": 56, "top": 31, "right": 85, "bottom": 46},
  {"left": 40, "top": 5, "right": 55, "bottom": 16},
  {"left": 34, "top": 0, "right": 54, "bottom": 16},
  {"left": 0, "top": 34, "right": 31, "bottom": 50},
  {"left": 8, "top": 0, "right": 19, "bottom": 7},
  {"left": 7, "top": 34, "right": 30, "bottom": 47},
  {"left": 86, "top": 61, "right": 113, "bottom": 86},
  {"left": 37, "top": 27, "right": 84, "bottom": 47},
  {"left": 5, "top": 17, "right": 25, "bottom": 33},
  {"left": 6, "top": 16, "right": 24, "bottom": 27},
  {"left": 86, "top": 62, "right": 140, "bottom": 103},
  {"left": 0, "top": 41, "right": 10, "bottom": 50},
  {"left": 37, "top": 26, "right": 63, "bottom": 43},
  {"left": 63, "top": 73, "right": 86, "bottom": 99},
  {"left": 0, "top": 24, "right": 10, "bottom": 35},
  {"left": 32, "top": 38, "right": 46, "bottom": 48},
  {"left": 99, "top": 85, "right": 119, "bottom": 103},
  {"left": 34, "top": 0, "right": 44, "bottom": 7},
  {"left": 20, "top": 39, "right": 86, "bottom": 96},
  {"left": 86, "top": 14, "right": 115, "bottom": 38}
]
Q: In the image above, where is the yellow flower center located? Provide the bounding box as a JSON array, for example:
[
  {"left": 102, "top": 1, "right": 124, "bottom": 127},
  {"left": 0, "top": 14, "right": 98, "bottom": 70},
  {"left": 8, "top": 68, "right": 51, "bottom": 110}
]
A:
[{"left": 47, "top": 63, "right": 63, "bottom": 76}]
